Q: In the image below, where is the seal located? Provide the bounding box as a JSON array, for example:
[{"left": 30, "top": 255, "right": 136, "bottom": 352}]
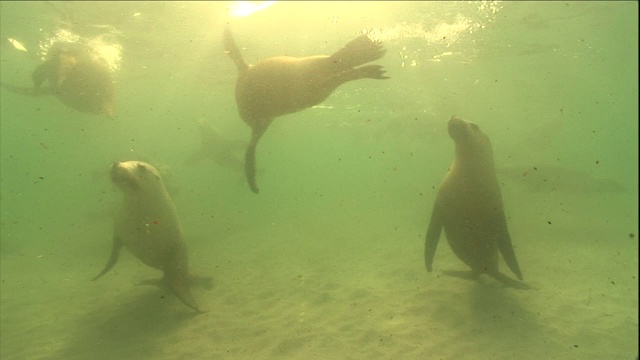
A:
[
  {"left": 424, "top": 116, "right": 531, "bottom": 289},
  {"left": 93, "top": 161, "right": 211, "bottom": 312},
  {"left": 185, "top": 118, "right": 246, "bottom": 175},
  {"left": 223, "top": 26, "right": 389, "bottom": 193},
  {"left": 0, "top": 41, "right": 115, "bottom": 118}
]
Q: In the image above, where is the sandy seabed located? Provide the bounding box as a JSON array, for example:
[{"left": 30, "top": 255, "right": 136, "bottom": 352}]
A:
[{"left": 1, "top": 191, "right": 637, "bottom": 360}]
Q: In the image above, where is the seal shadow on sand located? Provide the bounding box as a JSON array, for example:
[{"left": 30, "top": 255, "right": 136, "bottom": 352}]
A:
[
  {"left": 52, "top": 290, "right": 203, "bottom": 360},
  {"left": 409, "top": 281, "right": 554, "bottom": 350},
  {"left": 466, "top": 282, "right": 540, "bottom": 336}
]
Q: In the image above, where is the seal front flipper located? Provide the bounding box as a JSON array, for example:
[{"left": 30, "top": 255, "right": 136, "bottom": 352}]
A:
[
  {"left": 0, "top": 82, "right": 52, "bottom": 97},
  {"left": 493, "top": 212, "right": 523, "bottom": 280},
  {"left": 32, "top": 60, "right": 54, "bottom": 87},
  {"left": 424, "top": 202, "right": 444, "bottom": 272},
  {"left": 92, "top": 236, "right": 123, "bottom": 281},
  {"left": 244, "top": 130, "right": 264, "bottom": 194}
]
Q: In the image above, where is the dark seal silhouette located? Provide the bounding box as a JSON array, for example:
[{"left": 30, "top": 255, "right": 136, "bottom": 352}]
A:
[{"left": 425, "top": 116, "right": 531, "bottom": 289}]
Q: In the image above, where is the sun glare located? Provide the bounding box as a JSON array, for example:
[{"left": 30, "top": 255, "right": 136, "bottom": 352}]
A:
[{"left": 229, "top": 1, "right": 276, "bottom": 18}]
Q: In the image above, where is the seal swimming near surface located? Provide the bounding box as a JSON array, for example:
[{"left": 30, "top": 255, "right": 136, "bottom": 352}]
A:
[
  {"left": 0, "top": 41, "right": 116, "bottom": 118},
  {"left": 223, "top": 26, "right": 389, "bottom": 193},
  {"left": 93, "top": 161, "right": 211, "bottom": 312},
  {"left": 424, "top": 116, "right": 531, "bottom": 289}
]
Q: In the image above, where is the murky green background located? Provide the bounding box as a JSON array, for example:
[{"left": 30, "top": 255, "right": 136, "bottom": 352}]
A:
[{"left": 1, "top": 2, "right": 637, "bottom": 359}]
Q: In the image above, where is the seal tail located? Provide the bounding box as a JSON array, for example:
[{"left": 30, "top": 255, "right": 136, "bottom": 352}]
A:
[
  {"left": 223, "top": 26, "right": 249, "bottom": 73},
  {"left": 329, "top": 34, "right": 387, "bottom": 69},
  {"left": 244, "top": 130, "right": 262, "bottom": 194}
]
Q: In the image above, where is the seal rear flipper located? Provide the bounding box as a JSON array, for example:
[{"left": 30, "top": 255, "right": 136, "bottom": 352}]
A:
[
  {"left": 337, "top": 65, "right": 389, "bottom": 83},
  {"left": 352, "top": 65, "right": 389, "bottom": 80},
  {"left": 330, "top": 34, "right": 386, "bottom": 68},
  {"left": 424, "top": 203, "right": 444, "bottom": 272},
  {"left": 442, "top": 269, "right": 482, "bottom": 282},
  {"left": 92, "top": 236, "right": 123, "bottom": 281},
  {"left": 493, "top": 212, "right": 524, "bottom": 280},
  {"left": 164, "top": 273, "right": 206, "bottom": 313},
  {"left": 491, "top": 271, "right": 535, "bottom": 290}
]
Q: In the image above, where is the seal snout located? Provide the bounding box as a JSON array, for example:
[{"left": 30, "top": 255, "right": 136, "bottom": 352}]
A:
[
  {"left": 110, "top": 161, "right": 123, "bottom": 178},
  {"left": 447, "top": 116, "right": 466, "bottom": 128},
  {"left": 447, "top": 116, "right": 484, "bottom": 142},
  {"left": 109, "top": 161, "right": 120, "bottom": 180},
  {"left": 447, "top": 116, "right": 468, "bottom": 140},
  {"left": 110, "top": 161, "right": 135, "bottom": 188}
]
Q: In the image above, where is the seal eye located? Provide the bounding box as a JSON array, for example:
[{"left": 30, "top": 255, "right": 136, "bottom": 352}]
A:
[{"left": 137, "top": 163, "right": 147, "bottom": 172}]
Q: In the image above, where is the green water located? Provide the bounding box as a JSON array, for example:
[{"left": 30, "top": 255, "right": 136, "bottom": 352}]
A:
[{"left": 1, "top": 2, "right": 637, "bottom": 359}]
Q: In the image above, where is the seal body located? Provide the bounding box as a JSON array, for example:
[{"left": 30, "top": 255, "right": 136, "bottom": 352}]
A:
[
  {"left": 1, "top": 41, "right": 115, "bottom": 118},
  {"left": 185, "top": 118, "right": 245, "bottom": 174},
  {"left": 223, "top": 27, "right": 389, "bottom": 193},
  {"left": 93, "top": 161, "right": 209, "bottom": 312},
  {"left": 424, "top": 116, "right": 529, "bottom": 289}
]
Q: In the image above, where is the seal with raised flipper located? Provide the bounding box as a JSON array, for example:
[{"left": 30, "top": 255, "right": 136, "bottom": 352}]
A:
[
  {"left": 424, "top": 116, "right": 531, "bottom": 289},
  {"left": 1, "top": 41, "right": 116, "bottom": 118},
  {"left": 223, "top": 26, "right": 389, "bottom": 193},
  {"left": 93, "top": 161, "right": 211, "bottom": 312}
]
